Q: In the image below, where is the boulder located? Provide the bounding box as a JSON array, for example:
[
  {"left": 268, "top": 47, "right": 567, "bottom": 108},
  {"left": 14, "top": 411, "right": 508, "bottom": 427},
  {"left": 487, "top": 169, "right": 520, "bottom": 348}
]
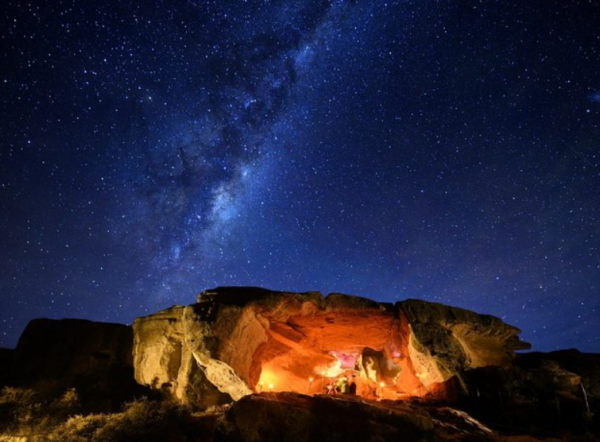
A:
[
  {"left": 517, "top": 349, "right": 600, "bottom": 400},
  {"left": 457, "top": 349, "right": 600, "bottom": 434},
  {"left": 213, "top": 392, "right": 512, "bottom": 442},
  {"left": 400, "top": 299, "right": 531, "bottom": 396},
  {"left": 133, "top": 287, "right": 529, "bottom": 408},
  {"left": 11, "top": 318, "right": 145, "bottom": 411},
  {"left": 132, "top": 304, "right": 237, "bottom": 409},
  {"left": 214, "top": 392, "right": 434, "bottom": 442}
]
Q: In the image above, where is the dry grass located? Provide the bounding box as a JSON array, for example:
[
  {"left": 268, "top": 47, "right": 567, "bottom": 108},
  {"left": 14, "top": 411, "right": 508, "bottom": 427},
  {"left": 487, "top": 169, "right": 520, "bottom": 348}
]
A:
[{"left": 0, "top": 387, "right": 205, "bottom": 442}]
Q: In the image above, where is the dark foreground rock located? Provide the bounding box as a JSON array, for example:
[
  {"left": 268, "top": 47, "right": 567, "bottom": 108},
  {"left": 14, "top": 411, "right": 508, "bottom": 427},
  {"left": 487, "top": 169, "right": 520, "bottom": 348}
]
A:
[
  {"left": 460, "top": 349, "right": 600, "bottom": 438},
  {"left": 215, "top": 392, "right": 578, "bottom": 442},
  {"left": 215, "top": 392, "right": 440, "bottom": 442}
]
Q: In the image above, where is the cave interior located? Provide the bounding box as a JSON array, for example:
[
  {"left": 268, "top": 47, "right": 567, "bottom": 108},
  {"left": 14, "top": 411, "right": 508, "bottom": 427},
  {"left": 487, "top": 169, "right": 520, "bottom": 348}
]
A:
[{"left": 245, "top": 308, "right": 427, "bottom": 399}]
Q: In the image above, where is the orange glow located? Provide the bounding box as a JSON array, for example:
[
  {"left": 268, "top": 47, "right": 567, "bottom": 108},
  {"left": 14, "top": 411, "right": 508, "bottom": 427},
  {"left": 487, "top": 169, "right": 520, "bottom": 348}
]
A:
[
  {"left": 257, "top": 368, "right": 278, "bottom": 392},
  {"left": 315, "top": 355, "right": 344, "bottom": 378},
  {"left": 247, "top": 308, "right": 432, "bottom": 399}
]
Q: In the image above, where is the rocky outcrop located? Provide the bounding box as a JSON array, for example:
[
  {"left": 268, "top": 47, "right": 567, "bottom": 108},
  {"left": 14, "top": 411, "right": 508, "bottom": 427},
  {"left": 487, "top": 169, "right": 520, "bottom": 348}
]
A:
[
  {"left": 517, "top": 349, "right": 600, "bottom": 400},
  {"left": 400, "top": 299, "right": 530, "bottom": 395},
  {"left": 213, "top": 391, "right": 521, "bottom": 442},
  {"left": 132, "top": 304, "right": 238, "bottom": 408},
  {"left": 10, "top": 318, "right": 146, "bottom": 411},
  {"left": 133, "top": 287, "right": 530, "bottom": 409},
  {"left": 2, "top": 288, "right": 598, "bottom": 441},
  {"left": 214, "top": 392, "right": 435, "bottom": 442},
  {"left": 459, "top": 349, "right": 600, "bottom": 433}
]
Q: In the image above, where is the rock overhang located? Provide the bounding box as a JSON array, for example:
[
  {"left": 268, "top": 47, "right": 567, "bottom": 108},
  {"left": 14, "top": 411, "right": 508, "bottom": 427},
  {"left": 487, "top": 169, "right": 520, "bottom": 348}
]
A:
[{"left": 132, "top": 287, "right": 531, "bottom": 409}]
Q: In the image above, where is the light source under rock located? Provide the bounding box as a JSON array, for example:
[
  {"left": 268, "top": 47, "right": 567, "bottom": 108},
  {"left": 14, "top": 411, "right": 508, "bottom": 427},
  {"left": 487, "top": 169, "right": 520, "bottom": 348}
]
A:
[{"left": 132, "top": 288, "right": 530, "bottom": 408}]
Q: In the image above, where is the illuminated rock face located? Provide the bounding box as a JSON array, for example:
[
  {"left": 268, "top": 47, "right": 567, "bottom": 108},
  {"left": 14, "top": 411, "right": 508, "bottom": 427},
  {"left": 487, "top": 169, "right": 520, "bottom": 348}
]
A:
[{"left": 132, "top": 287, "right": 530, "bottom": 408}]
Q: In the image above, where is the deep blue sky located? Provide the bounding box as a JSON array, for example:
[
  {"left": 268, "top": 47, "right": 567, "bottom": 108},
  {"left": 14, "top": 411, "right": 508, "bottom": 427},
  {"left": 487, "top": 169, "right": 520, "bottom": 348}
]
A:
[{"left": 1, "top": 0, "right": 599, "bottom": 351}]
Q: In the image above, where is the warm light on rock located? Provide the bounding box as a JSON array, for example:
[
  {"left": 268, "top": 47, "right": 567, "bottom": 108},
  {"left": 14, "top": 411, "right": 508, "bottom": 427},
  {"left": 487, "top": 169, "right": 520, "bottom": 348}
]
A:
[{"left": 132, "top": 287, "right": 530, "bottom": 408}]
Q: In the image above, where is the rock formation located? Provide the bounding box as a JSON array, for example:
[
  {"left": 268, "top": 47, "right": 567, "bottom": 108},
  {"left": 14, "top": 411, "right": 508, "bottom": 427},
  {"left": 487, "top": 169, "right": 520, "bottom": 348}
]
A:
[
  {"left": 2, "top": 287, "right": 598, "bottom": 441},
  {"left": 9, "top": 318, "right": 146, "bottom": 411},
  {"left": 213, "top": 392, "right": 505, "bottom": 442},
  {"left": 214, "top": 392, "right": 436, "bottom": 442},
  {"left": 133, "top": 287, "right": 530, "bottom": 408}
]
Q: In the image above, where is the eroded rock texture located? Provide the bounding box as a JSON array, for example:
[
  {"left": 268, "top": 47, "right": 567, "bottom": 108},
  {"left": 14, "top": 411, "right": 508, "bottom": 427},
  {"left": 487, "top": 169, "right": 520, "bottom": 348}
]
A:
[{"left": 133, "top": 287, "right": 530, "bottom": 408}]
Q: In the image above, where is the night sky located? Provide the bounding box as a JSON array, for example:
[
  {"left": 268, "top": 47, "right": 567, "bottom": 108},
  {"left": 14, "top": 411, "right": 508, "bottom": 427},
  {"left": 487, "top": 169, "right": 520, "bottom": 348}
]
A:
[{"left": 1, "top": 0, "right": 599, "bottom": 352}]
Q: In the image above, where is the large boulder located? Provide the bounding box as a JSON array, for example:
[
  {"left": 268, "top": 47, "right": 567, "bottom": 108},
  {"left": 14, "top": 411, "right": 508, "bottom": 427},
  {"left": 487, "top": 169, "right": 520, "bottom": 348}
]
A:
[
  {"left": 400, "top": 299, "right": 530, "bottom": 396},
  {"left": 214, "top": 392, "right": 435, "bottom": 442},
  {"left": 516, "top": 349, "right": 600, "bottom": 400},
  {"left": 132, "top": 304, "right": 238, "bottom": 409},
  {"left": 213, "top": 392, "right": 515, "bottom": 442},
  {"left": 10, "top": 318, "right": 145, "bottom": 411},
  {"left": 448, "top": 349, "right": 600, "bottom": 436},
  {"left": 133, "top": 287, "right": 529, "bottom": 408}
]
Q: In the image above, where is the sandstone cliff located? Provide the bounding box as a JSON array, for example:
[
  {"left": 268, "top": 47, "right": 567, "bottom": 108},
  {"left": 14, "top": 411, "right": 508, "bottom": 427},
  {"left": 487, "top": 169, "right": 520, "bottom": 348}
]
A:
[{"left": 133, "top": 287, "right": 530, "bottom": 408}]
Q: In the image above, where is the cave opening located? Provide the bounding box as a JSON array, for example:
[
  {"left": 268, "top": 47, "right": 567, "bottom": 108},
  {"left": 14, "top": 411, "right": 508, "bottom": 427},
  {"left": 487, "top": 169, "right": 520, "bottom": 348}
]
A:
[{"left": 246, "top": 308, "right": 426, "bottom": 400}]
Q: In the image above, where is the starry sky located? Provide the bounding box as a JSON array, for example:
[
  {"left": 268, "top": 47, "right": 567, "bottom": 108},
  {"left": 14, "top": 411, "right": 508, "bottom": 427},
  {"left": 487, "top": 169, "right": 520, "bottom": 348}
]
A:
[{"left": 1, "top": 0, "right": 599, "bottom": 352}]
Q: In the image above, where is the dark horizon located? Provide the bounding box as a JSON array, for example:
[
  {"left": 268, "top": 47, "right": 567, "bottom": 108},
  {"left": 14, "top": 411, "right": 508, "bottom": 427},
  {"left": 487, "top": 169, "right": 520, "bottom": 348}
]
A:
[{"left": 1, "top": 0, "right": 599, "bottom": 352}]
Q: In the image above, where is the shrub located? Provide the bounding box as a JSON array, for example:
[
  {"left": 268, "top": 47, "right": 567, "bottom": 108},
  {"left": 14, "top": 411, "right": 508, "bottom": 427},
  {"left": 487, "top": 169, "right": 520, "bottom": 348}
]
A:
[
  {"left": 0, "top": 389, "right": 203, "bottom": 442},
  {"left": 0, "top": 386, "right": 84, "bottom": 440},
  {"left": 0, "top": 386, "right": 40, "bottom": 432},
  {"left": 45, "top": 398, "right": 198, "bottom": 442},
  {"left": 49, "top": 388, "right": 81, "bottom": 420},
  {"left": 46, "top": 414, "right": 109, "bottom": 442}
]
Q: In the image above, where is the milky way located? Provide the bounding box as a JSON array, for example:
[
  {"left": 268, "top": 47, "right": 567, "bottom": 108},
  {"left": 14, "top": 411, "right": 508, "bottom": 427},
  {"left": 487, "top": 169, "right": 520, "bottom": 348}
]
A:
[{"left": 1, "top": 0, "right": 599, "bottom": 352}]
